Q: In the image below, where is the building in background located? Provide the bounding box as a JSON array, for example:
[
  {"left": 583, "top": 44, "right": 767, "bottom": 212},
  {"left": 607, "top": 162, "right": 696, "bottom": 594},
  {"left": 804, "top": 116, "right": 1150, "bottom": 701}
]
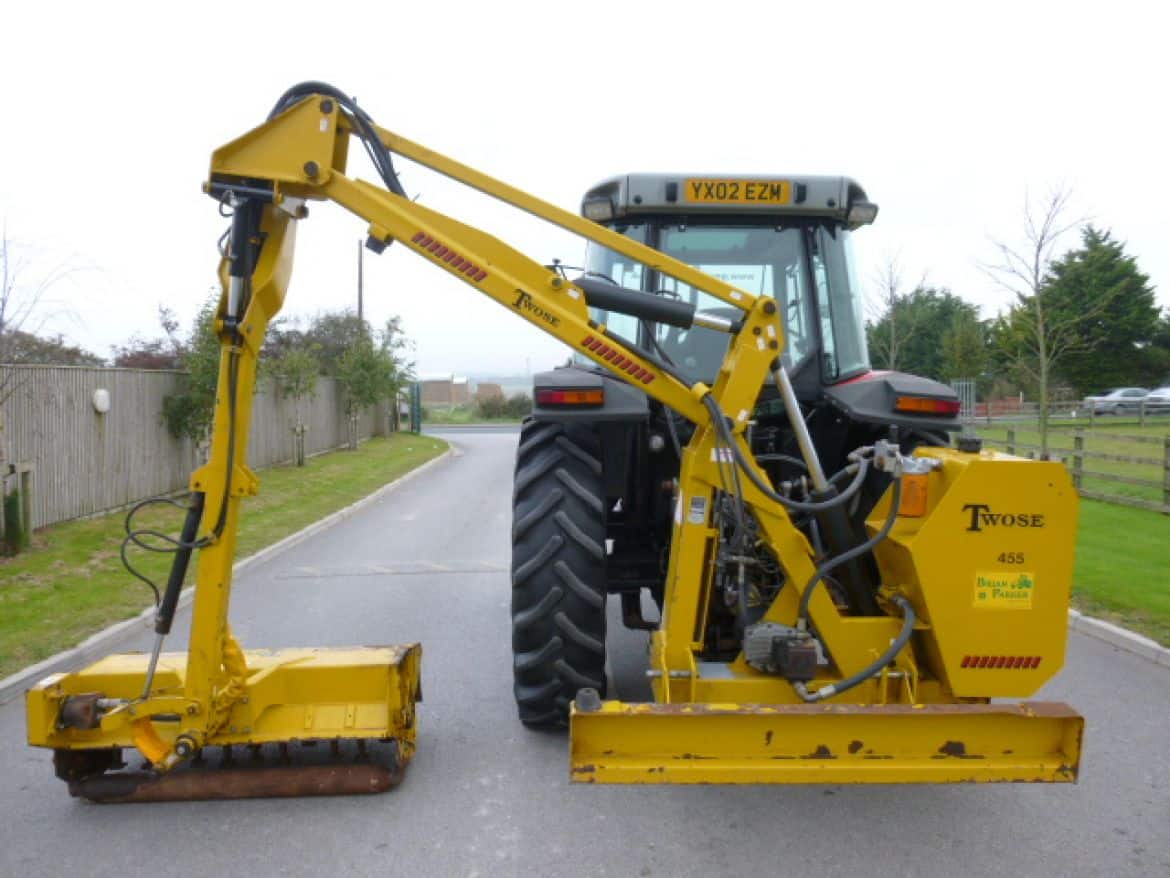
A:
[
  {"left": 419, "top": 374, "right": 470, "bottom": 407},
  {"left": 474, "top": 382, "right": 503, "bottom": 402}
]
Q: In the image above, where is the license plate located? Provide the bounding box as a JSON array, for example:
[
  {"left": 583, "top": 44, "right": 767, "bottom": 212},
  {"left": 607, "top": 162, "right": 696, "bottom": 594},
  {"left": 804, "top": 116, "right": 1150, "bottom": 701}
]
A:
[{"left": 684, "top": 178, "right": 792, "bottom": 205}]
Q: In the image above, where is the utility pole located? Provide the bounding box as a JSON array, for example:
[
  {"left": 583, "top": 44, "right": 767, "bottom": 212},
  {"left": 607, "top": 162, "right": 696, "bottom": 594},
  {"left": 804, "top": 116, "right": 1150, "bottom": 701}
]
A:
[{"left": 357, "top": 238, "right": 364, "bottom": 322}]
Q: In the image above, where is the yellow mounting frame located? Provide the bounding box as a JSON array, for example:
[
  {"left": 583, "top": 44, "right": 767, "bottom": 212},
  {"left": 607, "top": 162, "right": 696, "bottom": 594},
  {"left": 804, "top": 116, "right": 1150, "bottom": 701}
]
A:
[{"left": 28, "top": 92, "right": 1081, "bottom": 785}]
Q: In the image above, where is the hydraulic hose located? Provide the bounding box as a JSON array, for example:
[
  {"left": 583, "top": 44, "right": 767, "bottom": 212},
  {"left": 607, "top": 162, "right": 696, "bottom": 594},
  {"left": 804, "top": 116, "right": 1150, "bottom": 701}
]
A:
[
  {"left": 795, "top": 594, "right": 916, "bottom": 702},
  {"left": 797, "top": 476, "right": 903, "bottom": 626},
  {"left": 700, "top": 394, "right": 870, "bottom": 513}
]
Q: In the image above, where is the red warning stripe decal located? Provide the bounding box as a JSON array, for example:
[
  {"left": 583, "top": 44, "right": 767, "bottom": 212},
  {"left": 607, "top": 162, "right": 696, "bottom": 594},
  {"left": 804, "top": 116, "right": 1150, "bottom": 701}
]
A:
[
  {"left": 411, "top": 231, "right": 489, "bottom": 283},
  {"left": 580, "top": 336, "right": 655, "bottom": 384},
  {"left": 960, "top": 655, "right": 1042, "bottom": 669}
]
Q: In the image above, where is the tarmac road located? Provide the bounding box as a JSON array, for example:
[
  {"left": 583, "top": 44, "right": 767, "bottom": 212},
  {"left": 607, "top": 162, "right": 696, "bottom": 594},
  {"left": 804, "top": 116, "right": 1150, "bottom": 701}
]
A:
[{"left": 1, "top": 429, "right": 1167, "bottom": 878}]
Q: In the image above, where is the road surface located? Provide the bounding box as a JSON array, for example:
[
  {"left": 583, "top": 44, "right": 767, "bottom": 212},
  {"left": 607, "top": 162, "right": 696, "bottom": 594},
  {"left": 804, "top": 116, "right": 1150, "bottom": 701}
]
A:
[{"left": 1, "top": 429, "right": 1166, "bottom": 877}]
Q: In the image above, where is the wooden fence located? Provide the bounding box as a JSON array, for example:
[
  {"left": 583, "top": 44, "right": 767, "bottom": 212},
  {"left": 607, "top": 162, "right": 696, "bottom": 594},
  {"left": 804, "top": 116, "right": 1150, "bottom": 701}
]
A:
[
  {"left": 984, "top": 428, "right": 1170, "bottom": 514},
  {"left": 0, "top": 365, "right": 384, "bottom": 530}
]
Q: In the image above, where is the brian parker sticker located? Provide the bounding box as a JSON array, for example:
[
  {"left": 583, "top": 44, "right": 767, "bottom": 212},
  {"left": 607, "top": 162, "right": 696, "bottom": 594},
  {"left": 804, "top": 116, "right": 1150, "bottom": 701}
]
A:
[{"left": 973, "top": 571, "right": 1035, "bottom": 609}]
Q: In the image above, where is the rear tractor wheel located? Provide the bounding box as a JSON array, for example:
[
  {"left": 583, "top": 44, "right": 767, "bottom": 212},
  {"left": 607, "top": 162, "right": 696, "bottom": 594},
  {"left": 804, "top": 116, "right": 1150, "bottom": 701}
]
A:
[{"left": 510, "top": 419, "right": 607, "bottom": 728}]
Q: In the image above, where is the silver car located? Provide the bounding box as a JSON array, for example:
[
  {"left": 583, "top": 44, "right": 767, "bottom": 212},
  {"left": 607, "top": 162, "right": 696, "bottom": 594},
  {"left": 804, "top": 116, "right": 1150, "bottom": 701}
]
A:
[
  {"left": 1082, "top": 387, "right": 1149, "bottom": 414},
  {"left": 1143, "top": 386, "right": 1170, "bottom": 412}
]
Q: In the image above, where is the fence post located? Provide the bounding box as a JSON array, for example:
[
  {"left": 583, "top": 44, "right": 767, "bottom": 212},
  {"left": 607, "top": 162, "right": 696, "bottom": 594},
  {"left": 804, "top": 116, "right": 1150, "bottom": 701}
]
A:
[
  {"left": 1072, "top": 431, "right": 1084, "bottom": 491},
  {"left": 1163, "top": 436, "right": 1170, "bottom": 513},
  {"left": 1006, "top": 429, "right": 1016, "bottom": 456}
]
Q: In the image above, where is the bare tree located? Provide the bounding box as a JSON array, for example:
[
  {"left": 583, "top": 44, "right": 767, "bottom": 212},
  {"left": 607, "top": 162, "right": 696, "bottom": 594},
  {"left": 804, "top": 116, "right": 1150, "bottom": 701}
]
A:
[
  {"left": 0, "top": 224, "right": 79, "bottom": 470},
  {"left": 865, "top": 252, "right": 927, "bottom": 371},
  {"left": 984, "top": 188, "right": 1108, "bottom": 457}
]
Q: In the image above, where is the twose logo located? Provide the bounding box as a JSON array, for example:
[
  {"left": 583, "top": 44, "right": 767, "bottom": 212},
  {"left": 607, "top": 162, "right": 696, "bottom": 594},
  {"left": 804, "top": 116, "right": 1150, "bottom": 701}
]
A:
[
  {"left": 962, "top": 504, "right": 1045, "bottom": 532},
  {"left": 512, "top": 290, "right": 559, "bottom": 327}
]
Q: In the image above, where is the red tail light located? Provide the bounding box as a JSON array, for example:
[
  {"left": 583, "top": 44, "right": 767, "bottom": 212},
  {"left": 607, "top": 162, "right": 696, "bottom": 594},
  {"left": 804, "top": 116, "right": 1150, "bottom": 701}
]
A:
[
  {"left": 536, "top": 389, "right": 605, "bottom": 407},
  {"left": 894, "top": 395, "right": 962, "bottom": 416}
]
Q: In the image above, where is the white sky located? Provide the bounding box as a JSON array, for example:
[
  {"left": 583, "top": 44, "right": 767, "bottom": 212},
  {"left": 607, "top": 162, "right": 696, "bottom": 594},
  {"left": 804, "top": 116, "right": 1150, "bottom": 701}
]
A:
[{"left": 2, "top": 0, "right": 1166, "bottom": 376}]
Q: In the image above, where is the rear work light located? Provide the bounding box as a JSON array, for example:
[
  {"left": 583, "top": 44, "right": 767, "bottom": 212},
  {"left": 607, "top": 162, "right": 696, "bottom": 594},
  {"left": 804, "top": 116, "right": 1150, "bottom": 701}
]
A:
[
  {"left": 894, "top": 395, "right": 962, "bottom": 416},
  {"left": 536, "top": 388, "right": 605, "bottom": 407}
]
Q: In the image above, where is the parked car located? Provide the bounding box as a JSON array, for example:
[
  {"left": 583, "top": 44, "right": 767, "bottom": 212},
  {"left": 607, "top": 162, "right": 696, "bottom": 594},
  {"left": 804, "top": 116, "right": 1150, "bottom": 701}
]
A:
[
  {"left": 1082, "top": 387, "right": 1149, "bottom": 414},
  {"left": 1143, "top": 386, "right": 1170, "bottom": 412}
]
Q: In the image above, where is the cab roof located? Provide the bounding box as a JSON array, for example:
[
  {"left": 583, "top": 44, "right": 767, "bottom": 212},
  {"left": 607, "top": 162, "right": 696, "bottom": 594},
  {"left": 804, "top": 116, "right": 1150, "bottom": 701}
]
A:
[{"left": 581, "top": 173, "right": 876, "bottom": 228}]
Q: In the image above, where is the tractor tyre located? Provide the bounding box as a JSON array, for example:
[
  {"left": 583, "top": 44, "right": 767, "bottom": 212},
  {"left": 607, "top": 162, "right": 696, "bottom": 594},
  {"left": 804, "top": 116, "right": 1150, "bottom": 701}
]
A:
[{"left": 510, "top": 418, "right": 607, "bottom": 729}]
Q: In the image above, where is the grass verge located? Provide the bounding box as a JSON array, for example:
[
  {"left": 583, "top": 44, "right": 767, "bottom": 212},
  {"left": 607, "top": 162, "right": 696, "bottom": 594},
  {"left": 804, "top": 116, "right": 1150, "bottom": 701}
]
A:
[
  {"left": 0, "top": 434, "right": 447, "bottom": 679},
  {"left": 976, "top": 421, "right": 1169, "bottom": 506},
  {"left": 1072, "top": 499, "right": 1170, "bottom": 646}
]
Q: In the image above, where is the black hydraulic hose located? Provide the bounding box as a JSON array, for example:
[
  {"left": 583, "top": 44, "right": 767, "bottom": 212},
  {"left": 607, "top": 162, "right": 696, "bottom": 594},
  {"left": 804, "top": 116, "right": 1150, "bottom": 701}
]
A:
[
  {"left": 269, "top": 81, "right": 407, "bottom": 198},
  {"left": 701, "top": 394, "right": 869, "bottom": 513},
  {"left": 796, "top": 595, "right": 916, "bottom": 702},
  {"left": 797, "top": 476, "right": 903, "bottom": 626}
]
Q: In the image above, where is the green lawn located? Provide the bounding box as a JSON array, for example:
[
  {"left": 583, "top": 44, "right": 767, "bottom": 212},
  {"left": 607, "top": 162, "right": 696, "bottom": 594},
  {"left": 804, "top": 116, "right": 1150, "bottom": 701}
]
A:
[
  {"left": 0, "top": 434, "right": 447, "bottom": 679},
  {"left": 1073, "top": 499, "right": 1170, "bottom": 646},
  {"left": 976, "top": 420, "right": 1170, "bottom": 506}
]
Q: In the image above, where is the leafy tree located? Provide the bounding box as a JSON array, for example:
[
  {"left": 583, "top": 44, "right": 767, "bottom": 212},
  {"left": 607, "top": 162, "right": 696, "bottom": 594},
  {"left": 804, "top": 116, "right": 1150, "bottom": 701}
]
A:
[
  {"left": 161, "top": 297, "right": 221, "bottom": 447},
  {"left": 503, "top": 393, "right": 533, "bottom": 419},
  {"left": 866, "top": 286, "right": 982, "bottom": 380},
  {"left": 1143, "top": 312, "right": 1170, "bottom": 388},
  {"left": 337, "top": 330, "right": 394, "bottom": 450},
  {"left": 1039, "top": 226, "right": 1158, "bottom": 395},
  {"left": 304, "top": 310, "right": 367, "bottom": 376},
  {"left": 270, "top": 344, "right": 320, "bottom": 465},
  {"left": 112, "top": 305, "right": 185, "bottom": 369},
  {"left": 940, "top": 309, "right": 989, "bottom": 383},
  {"left": 2, "top": 330, "right": 102, "bottom": 366}
]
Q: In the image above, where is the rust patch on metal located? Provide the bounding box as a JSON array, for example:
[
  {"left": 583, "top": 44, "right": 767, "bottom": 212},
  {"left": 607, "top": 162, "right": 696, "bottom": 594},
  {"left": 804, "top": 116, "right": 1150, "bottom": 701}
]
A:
[
  {"left": 67, "top": 762, "right": 404, "bottom": 802},
  {"left": 848, "top": 740, "right": 863, "bottom": 754},
  {"left": 571, "top": 764, "right": 596, "bottom": 775},
  {"left": 803, "top": 745, "right": 835, "bottom": 760},
  {"left": 764, "top": 730, "right": 773, "bottom": 747},
  {"left": 936, "top": 741, "right": 984, "bottom": 760}
]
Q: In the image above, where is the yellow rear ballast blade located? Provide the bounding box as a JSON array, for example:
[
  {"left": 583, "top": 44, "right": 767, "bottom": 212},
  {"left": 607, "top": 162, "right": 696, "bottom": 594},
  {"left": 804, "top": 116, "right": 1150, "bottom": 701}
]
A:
[{"left": 570, "top": 700, "right": 1082, "bottom": 785}]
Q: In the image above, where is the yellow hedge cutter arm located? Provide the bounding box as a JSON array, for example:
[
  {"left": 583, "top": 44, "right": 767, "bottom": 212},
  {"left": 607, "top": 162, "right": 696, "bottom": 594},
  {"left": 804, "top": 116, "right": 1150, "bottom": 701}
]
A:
[{"left": 26, "top": 83, "right": 1082, "bottom": 799}]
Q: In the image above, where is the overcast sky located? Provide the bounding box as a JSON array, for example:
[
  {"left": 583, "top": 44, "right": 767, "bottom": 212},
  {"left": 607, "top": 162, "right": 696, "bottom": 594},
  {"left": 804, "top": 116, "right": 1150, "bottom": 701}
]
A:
[{"left": 2, "top": 1, "right": 1165, "bottom": 377}]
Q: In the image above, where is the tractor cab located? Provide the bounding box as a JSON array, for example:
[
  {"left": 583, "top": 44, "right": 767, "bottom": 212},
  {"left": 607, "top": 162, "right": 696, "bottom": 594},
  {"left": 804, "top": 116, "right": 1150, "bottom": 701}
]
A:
[
  {"left": 573, "top": 173, "right": 960, "bottom": 438},
  {"left": 579, "top": 173, "right": 874, "bottom": 395}
]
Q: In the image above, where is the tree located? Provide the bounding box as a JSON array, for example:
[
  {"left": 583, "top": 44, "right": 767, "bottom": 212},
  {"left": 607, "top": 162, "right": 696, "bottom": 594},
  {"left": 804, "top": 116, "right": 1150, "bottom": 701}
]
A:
[
  {"left": 1, "top": 330, "right": 102, "bottom": 366},
  {"left": 1, "top": 225, "right": 81, "bottom": 551},
  {"left": 984, "top": 189, "right": 1105, "bottom": 457},
  {"left": 1143, "top": 311, "right": 1170, "bottom": 387},
  {"left": 1, "top": 225, "right": 79, "bottom": 422},
  {"left": 1038, "top": 226, "right": 1158, "bottom": 395},
  {"left": 111, "top": 305, "right": 185, "bottom": 369},
  {"left": 335, "top": 316, "right": 413, "bottom": 448},
  {"left": 161, "top": 297, "right": 221, "bottom": 451},
  {"left": 867, "top": 285, "right": 983, "bottom": 380},
  {"left": 865, "top": 254, "right": 926, "bottom": 371},
  {"left": 304, "top": 310, "right": 367, "bottom": 376},
  {"left": 337, "top": 330, "right": 393, "bottom": 450},
  {"left": 270, "top": 344, "right": 320, "bottom": 465},
  {"left": 940, "top": 309, "right": 989, "bottom": 384}
]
